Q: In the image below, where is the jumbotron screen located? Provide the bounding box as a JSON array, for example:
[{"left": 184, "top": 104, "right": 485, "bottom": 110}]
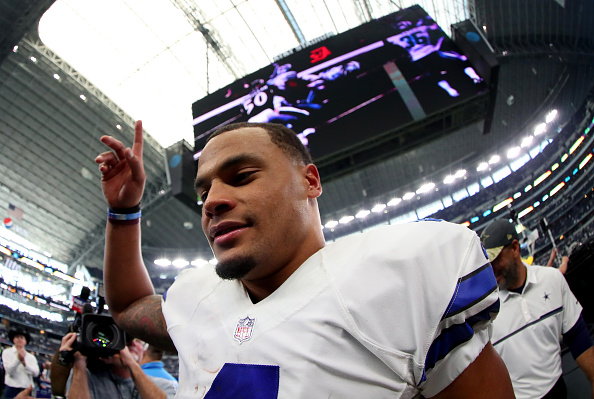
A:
[{"left": 192, "top": 5, "right": 488, "bottom": 160}]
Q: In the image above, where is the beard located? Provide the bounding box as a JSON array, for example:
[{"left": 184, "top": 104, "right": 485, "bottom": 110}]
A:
[
  {"left": 497, "top": 259, "right": 519, "bottom": 291},
  {"left": 215, "top": 255, "right": 257, "bottom": 280}
]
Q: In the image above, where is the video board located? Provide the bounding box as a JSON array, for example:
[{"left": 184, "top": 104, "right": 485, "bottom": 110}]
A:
[{"left": 192, "top": 5, "right": 488, "bottom": 160}]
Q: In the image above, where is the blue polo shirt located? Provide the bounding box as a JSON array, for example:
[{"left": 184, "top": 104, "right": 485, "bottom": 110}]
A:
[
  {"left": 141, "top": 361, "right": 178, "bottom": 399},
  {"left": 141, "top": 361, "right": 177, "bottom": 382}
]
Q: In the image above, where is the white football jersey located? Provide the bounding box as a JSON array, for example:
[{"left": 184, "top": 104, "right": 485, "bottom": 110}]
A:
[{"left": 163, "top": 220, "right": 499, "bottom": 398}]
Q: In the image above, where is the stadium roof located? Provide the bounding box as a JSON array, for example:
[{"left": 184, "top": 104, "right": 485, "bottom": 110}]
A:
[{"left": 0, "top": 0, "right": 593, "bottom": 286}]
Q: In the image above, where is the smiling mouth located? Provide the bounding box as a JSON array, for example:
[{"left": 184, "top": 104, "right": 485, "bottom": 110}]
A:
[
  {"left": 211, "top": 223, "right": 252, "bottom": 241},
  {"left": 214, "top": 227, "right": 240, "bottom": 237}
]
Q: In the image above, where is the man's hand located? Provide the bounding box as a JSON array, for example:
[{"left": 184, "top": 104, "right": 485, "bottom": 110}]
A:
[
  {"left": 14, "top": 386, "right": 35, "bottom": 399},
  {"left": 117, "top": 346, "right": 138, "bottom": 369},
  {"left": 16, "top": 347, "right": 26, "bottom": 363},
  {"left": 95, "top": 120, "right": 146, "bottom": 209},
  {"left": 99, "top": 346, "right": 136, "bottom": 369},
  {"left": 59, "top": 332, "right": 77, "bottom": 352}
]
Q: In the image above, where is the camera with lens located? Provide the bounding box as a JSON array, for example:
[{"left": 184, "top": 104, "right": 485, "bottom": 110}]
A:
[
  {"left": 77, "top": 313, "right": 127, "bottom": 357},
  {"left": 65, "top": 289, "right": 127, "bottom": 359}
]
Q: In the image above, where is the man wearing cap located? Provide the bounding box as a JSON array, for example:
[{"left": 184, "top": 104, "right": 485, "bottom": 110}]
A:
[
  {"left": 2, "top": 328, "right": 39, "bottom": 398},
  {"left": 481, "top": 218, "right": 594, "bottom": 399}
]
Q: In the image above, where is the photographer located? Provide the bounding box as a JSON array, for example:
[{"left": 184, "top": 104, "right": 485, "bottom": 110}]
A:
[{"left": 53, "top": 332, "right": 167, "bottom": 399}]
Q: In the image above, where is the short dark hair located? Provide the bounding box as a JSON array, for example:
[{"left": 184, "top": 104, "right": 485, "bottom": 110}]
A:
[
  {"left": 206, "top": 122, "right": 313, "bottom": 166},
  {"left": 146, "top": 345, "right": 164, "bottom": 361}
]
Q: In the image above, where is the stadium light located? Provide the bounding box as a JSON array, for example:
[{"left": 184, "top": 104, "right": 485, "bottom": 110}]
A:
[
  {"left": 444, "top": 175, "right": 455, "bottom": 184},
  {"left": 477, "top": 162, "right": 489, "bottom": 171},
  {"left": 550, "top": 182, "right": 565, "bottom": 197},
  {"left": 191, "top": 259, "right": 208, "bottom": 267},
  {"left": 493, "top": 197, "right": 513, "bottom": 213},
  {"left": 521, "top": 136, "right": 533, "bottom": 148},
  {"left": 545, "top": 109, "right": 557, "bottom": 123},
  {"left": 172, "top": 259, "right": 189, "bottom": 268},
  {"left": 387, "top": 198, "right": 401, "bottom": 206},
  {"left": 534, "top": 123, "right": 546, "bottom": 135},
  {"left": 488, "top": 155, "right": 500, "bottom": 164},
  {"left": 154, "top": 258, "right": 171, "bottom": 267},
  {"left": 534, "top": 170, "right": 551, "bottom": 187},
  {"left": 402, "top": 192, "right": 415, "bottom": 200},
  {"left": 569, "top": 136, "right": 585, "bottom": 154},
  {"left": 356, "top": 210, "right": 370, "bottom": 219},
  {"left": 371, "top": 204, "right": 386, "bottom": 213},
  {"left": 324, "top": 220, "right": 338, "bottom": 228},
  {"left": 416, "top": 182, "right": 435, "bottom": 194},
  {"left": 579, "top": 153, "right": 592, "bottom": 169},
  {"left": 518, "top": 206, "right": 534, "bottom": 218},
  {"left": 507, "top": 147, "right": 521, "bottom": 159},
  {"left": 339, "top": 215, "right": 354, "bottom": 224}
]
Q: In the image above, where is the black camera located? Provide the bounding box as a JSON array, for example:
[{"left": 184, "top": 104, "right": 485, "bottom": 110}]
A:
[
  {"left": 67, "top": 289, "right": 127, "bottom": 358},
  {"left": 78, "top": 313, "right": 127, "bottom": 357}
]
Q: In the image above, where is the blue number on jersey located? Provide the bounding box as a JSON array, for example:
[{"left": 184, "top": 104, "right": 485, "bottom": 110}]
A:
[{"left": 204, "top": 363, "right": 280, "bottom": 399}]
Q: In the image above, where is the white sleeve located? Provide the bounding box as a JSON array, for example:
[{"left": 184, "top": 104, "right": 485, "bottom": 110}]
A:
[
  {"left": 419, "top": 231, "right": 499, "bottom": 397},
  {"left": 2, "top": 348, "right": 20, "bottom": 375},
  {"left": 24, "top": 353, "right": 39, "bottom": 377},
  {"left": 558, "top": 269, "right": 583, "bottom": 334}
]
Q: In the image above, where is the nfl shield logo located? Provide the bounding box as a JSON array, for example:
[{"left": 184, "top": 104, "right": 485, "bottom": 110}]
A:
[{"left": 234, "top": 316, "right": 255, "bottom": 344}]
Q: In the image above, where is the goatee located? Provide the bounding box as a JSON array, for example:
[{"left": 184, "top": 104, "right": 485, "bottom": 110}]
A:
[{"left": 216, "top": 256, "right": 257, "bottom": 280}]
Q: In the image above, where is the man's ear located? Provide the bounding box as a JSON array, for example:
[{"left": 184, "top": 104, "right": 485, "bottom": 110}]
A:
[
  {"left": 511, "top": 240, "right": 522, "bottom": 257},
  {"left": 303, "top": 164, "right": 322, "bottom": 199}
]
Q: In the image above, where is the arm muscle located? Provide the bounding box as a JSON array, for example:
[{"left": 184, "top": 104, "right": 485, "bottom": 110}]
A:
[{"left": 114, "top": 295, "right": 176, "bottom": 353}]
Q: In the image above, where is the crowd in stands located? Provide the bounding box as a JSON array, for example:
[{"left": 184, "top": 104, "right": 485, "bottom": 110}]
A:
[{"left": 0, "top": 305, "right": 67, "bottom": 340}]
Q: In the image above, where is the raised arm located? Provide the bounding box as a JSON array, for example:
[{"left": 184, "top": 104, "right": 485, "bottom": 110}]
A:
[{"left": 95, "top": 120, "right": 173, "bottom": 350}]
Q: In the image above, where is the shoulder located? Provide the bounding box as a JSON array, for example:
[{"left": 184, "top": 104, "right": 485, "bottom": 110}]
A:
[
  {"left": 162, "top": 265, "right": 228, "bottom": 328},
  {"left": 529, "top": 264, "right": 566, "bottom": 285},
  {"left": 163, "top": 266, "right": 220, "bottom": 305},
  {"left": 322, "top": 219, "right": 490, "bottom": 339},
  {"left": 2, "top": 346, "right": 14, "bottom": 356},
  {"left": 323, "top": 220, "right": 481, "bottom": 278}
]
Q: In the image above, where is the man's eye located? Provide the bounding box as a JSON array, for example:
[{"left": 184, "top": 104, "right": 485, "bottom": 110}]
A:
[
  {"left": 234, "top": 171, "right": 255, "bottom": 184},
  {"left": 200, "top": 192, "right": 208, "bottom": 202}
]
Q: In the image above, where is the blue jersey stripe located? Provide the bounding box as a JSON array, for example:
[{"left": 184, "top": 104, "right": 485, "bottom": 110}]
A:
[
  {"left": 443, "top": 263, "right": 497, "bottom": 319},
  {"left": 425, "top": 300, "right": 500, "bottom": 372}
]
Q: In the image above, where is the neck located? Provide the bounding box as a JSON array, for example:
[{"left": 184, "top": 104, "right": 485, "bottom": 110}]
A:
[
  {"left": 510, "top": 260, "right": 527, "bottom": 290},
  {"left": 243, "top": 235, "right": 325, "bottom": 303}
]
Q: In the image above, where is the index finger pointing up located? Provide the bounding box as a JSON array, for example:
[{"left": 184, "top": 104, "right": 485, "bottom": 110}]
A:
[{"left": 132, "top": 120, "right": 144, "bottom": 158}]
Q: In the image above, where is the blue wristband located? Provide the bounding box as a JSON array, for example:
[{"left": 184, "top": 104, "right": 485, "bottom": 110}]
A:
[{"left": 108, "top": 208, "right": 142, "bottom": 224}]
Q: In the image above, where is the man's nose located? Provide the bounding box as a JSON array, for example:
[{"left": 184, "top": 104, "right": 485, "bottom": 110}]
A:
[{"left": 202, "top": 182, "right": 235, "bottom": 218}]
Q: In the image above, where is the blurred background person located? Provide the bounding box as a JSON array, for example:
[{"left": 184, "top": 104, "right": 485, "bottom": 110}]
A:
[
  {"left": 2, "top": 328, "right": 39, "bottom": 398},
  {"left": 138, "top": 344, "right": 177, "bottom": 399},
  {"left": 481, "top": 218, "right": 594, "bottom": 398}
]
